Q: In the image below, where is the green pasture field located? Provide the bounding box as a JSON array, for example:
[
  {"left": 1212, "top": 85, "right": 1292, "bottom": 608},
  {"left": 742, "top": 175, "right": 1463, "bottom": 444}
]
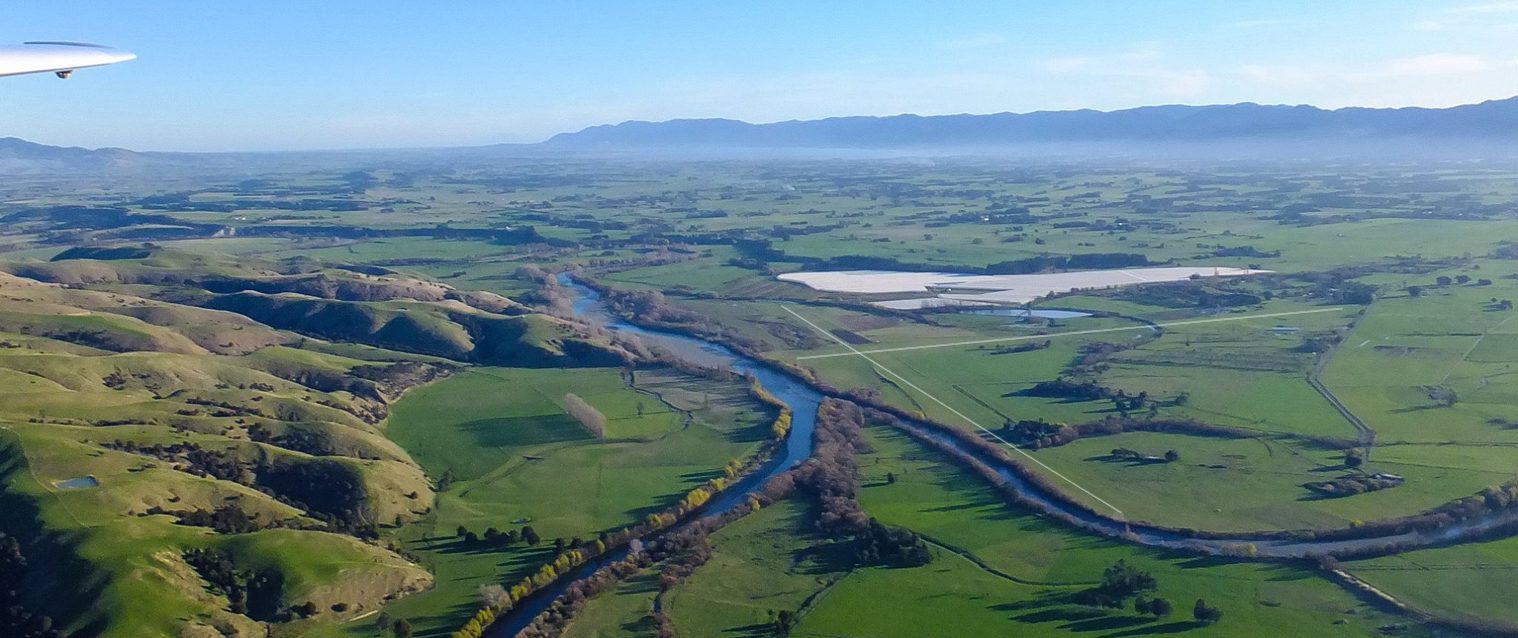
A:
[
  {"left": 384, "top": 367, "right": 680, "bottom": 481},
  {"left": 560, "top": 499, "right": 842, "bottom": 638},
  {"left": 597, "top": 249, "right": 754, "bottom": 292},
  {"left": 704, "top": 287, "right": 1518, "bottom": 530},
  {"left": 1346, "top": 535, "right": 1518, "bottom": 633},
  {"left": 557, "top": 571, "right": 664, "bottom": 638},
  {"left": 1323, "top": 285, "right": 1518, "bottom": 445},
  {"left": 322, "top": 365, "right": 774, "bottom": 638},
  {"left": 792, "top": 421, "right": 1403, "bottom": 637},
  {"left": 661, "top": 501, "right": 844, "bottom": 637},
  {"left": 11, "top": 156, "right": 1518, "bottom": 637},
  {"left": 764, "top": 296, "right": 1351, "bottom": 434},
  {"left": 558, "top": 413, "right": 1407, "bottom": 638},
  {"left": 1028, "top": 430, "right": 1504, "bottom": 531}
]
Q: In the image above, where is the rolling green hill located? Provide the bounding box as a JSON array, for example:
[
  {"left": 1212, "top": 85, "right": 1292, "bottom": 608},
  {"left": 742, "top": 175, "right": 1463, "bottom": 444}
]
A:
[{"left": 0, "top": 247, "right": 628, "bottom": 637}]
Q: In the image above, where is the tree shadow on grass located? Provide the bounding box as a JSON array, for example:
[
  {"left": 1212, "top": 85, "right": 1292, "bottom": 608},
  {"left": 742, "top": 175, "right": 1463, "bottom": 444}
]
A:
[
  {"left": 1173, "top": 555, "right": 1242, "bottom": 570},
  {"left": 459, "top": 414, "right": 588, "bottom": 447},
  {"left": 401, "top": 553, "right": 558, "bottom": 636},
  {"left": 429, "top": 538, "right": 555, "bottom": 561},
  {"left": 620, "top": 490, "right": 685, "bottom": 524},
  {"left": 1297, "top": 491, "right": 1353, "bottom": 502},
  {"left": 1013, "top": 607, "right": 1106, "bottom": 624},
  {"left": 723, "top": 421, "right": 773, "bottom": 444},
  {"left": 792, "top": 539, "right": 857, "bottom": 576},
  {"left": 725, "top": 622, "right": 779, "bottom": 637},
  {"left": 1258, "top": 564, "right": 1320, "bottom": 582},
  {"left": 991, "top": 585, "right": 1179, "bottom": 634},
  {"left": 410, "top": 598, "right": 505, "bottom": 638},
  {"left": 991, "top": 589, "right": 1078, "bottom": 612},
  {"left": 619, "top": 571, "right": 661, "bottom": 595},
  {"left": 1002, "top": 389, "right": 1104, "bottom": 404},
  {"left": 617, "top": 469, "right": 728, "bottom": 523},
  {"left": 1064, "top": 615, "right": 1156, "bottom": 632},
  {"left": 680, "top": 469, "right": 726, "bottom": 482},
  {"left": 976, "top": 506, "right": 1023, "bottom": 523},
  {"left": 620, "top": 614, "right": 659, "bottom": 635},
  {"left": 425, "top": 537, "right": 500, "bottom": 556},
  {"left": 1082, "top": 455, "right": 1170, "bottom": 466},
  {"left": 921, "top": 500, "right": 993, "bottom": 513},
  {"left": 1100, "top": 620, "right": 1205, "bottom": 637}
]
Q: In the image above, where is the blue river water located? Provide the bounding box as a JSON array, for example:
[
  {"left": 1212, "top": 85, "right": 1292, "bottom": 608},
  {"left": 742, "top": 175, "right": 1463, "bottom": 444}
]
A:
[
  {"left": 485, "top": 276, "right": 1518, "bottom": 636},
  {"left": 485, "top": 280, "right": 825, "bottom": 637}
]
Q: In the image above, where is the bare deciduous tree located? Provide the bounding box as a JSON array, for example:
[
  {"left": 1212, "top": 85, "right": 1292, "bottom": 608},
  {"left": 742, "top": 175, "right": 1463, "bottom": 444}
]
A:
[{"left": 478, "top": 583, "right": 508, "bottom": 608}]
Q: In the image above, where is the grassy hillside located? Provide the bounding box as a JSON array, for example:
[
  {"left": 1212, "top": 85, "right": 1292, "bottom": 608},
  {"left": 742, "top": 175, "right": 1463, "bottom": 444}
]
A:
[
  {"left": 0, "top": 248, "right": 632, "bottom": 637},
  {"left": 202, "top": 291, "right": 614, "bottom": 366},
  {"left": 314, "top": 365, "right": 776, "bottom": 638},
  {"left": 11, "top": 154, "right": 1517, "bottom": 638}
]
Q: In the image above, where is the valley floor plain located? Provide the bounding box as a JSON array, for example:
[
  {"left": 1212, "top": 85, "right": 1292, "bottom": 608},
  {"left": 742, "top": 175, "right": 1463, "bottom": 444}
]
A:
[{"left": 1, "top": 156, "right": 1517, "bottom": 637}]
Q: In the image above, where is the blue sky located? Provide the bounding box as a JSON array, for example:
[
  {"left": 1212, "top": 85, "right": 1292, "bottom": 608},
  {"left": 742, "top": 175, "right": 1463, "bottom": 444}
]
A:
[{"left": 5, "top": 1, "right": 1518, "bottom": 151}]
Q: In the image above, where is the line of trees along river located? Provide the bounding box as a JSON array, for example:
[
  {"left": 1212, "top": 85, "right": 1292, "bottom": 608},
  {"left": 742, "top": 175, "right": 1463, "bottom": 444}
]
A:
[{"left": 481, "top": 276, "right": 1518, "bottom": 637}]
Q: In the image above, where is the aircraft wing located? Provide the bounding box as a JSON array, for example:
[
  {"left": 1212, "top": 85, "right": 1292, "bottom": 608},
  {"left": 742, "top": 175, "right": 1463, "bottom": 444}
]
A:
[{"left": 0, "top": 42, "right": 135, "bottom": 78}]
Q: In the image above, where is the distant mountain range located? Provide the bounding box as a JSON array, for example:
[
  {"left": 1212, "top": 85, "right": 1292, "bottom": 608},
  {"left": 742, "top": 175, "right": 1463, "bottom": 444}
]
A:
[
  {"left": 0, "top": 136, "right": 140, "bottom": 172},
  {"left": 544, "top": 97, "right": 1518, "bottom": 155},
  {"left": 10, "top": 97, "right": 1518, "bottom": 164}
]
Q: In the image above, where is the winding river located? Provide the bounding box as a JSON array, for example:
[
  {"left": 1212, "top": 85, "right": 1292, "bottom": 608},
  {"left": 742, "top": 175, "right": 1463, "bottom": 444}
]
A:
[
  {"left": 486, "top": 280, "right": 826, "bottom": 637},
  {"left": 487, "top": 276, "right": 1518, "bottom": 636}
]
